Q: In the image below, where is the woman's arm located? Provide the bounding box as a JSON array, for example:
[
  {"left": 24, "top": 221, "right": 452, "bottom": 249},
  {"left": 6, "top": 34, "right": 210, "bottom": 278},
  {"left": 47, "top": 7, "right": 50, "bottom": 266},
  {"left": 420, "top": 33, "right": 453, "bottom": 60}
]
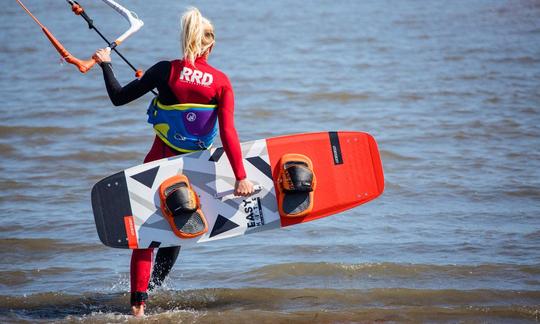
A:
[
  {"left": 217, "top": 83, "right": 247, "bottom": 181},
  {"left": 94, "top": 47, "right": 170, "bottom": 106},
  {"left": 100, "top": 61, "right": 169, "bottom": 106}
]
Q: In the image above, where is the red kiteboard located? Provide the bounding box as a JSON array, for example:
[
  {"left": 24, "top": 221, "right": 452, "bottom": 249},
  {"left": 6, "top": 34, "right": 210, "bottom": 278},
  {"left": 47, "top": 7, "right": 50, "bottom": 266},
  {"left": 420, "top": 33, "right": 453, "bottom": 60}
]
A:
[{"left": 92, "top": 131, "right": 384, "bottom": 248}]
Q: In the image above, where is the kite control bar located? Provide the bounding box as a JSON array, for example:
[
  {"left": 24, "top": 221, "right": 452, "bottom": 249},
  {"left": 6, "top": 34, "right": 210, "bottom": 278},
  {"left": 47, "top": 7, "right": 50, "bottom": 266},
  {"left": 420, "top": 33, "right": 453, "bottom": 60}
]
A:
[
  {"left": 66, "top": 0, "right": 146, "bottom": 78},
  {"left": 16, "top": 0, "right": 96, "bottom": 73},
  {"left": 16, "top": 0, "right": 148, "bottom": 79},
  {"left": 99, "top": 0, "right": 144, "bottom": 48}
]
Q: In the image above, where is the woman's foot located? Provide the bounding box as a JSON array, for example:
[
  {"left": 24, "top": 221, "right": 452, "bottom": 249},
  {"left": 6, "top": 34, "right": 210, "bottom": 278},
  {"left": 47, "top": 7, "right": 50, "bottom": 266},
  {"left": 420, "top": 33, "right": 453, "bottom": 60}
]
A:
[
  {"left": 131, "top": 304, "right": 145, "bottom": 317},
  {"left": 130, "top": 292, "right": 148, "bottom": 316}
]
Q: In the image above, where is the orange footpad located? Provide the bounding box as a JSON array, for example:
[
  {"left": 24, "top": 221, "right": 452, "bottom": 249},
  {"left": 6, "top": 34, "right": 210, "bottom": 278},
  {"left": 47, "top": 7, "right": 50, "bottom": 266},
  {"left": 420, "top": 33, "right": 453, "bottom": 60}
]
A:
[
  {"left": 159, "top": 175, "right": 208, "bottom": 239},
  {"left": 277, "top": 154, "right": 317, "bottom": 218}
]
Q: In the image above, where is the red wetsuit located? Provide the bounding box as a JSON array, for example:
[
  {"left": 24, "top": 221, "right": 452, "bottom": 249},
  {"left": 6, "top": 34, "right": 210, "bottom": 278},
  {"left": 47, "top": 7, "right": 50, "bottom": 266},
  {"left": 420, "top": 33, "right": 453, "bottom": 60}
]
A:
[{"left": 100, "top": 56, "right": 246, "bottom": 306}]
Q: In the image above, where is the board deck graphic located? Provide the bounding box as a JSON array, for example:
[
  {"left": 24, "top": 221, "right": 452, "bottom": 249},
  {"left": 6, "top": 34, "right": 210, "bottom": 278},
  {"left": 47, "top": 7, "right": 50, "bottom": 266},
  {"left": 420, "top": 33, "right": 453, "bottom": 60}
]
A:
[{"left": 91, "top": 131, "right": 384, "bottom": 249}]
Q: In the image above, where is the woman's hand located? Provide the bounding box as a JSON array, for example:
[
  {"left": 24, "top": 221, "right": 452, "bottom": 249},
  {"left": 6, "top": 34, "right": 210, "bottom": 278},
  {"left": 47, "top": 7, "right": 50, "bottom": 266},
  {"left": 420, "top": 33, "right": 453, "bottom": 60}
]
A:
[
  {"left": 234, "top": 179, "right": 254, "bottom": 197},
  {"left": 93, "top": 47, "right": 112, "bottom": 64}
]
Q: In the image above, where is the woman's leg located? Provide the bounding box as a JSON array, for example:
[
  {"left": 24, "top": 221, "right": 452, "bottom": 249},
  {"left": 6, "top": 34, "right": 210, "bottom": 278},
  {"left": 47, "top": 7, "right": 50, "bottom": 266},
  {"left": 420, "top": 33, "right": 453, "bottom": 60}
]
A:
[
  {"left": 129, "top": 137, "right": 185, "bottom": 314},
  {"left": 130, "top": 248, "right": 154, "bottom": 315},
  {"left": 149, "top": 246, "right": 181, "bottom": 289}
]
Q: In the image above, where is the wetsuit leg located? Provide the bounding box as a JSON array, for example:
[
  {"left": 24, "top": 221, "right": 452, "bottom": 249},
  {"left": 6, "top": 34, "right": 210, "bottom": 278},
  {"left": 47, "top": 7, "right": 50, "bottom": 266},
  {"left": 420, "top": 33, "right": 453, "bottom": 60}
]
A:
[
  {"left": 130, "top": 248, "right": 153, "bottom": 305},
  {"left": 129, "top": 137, "right": 187, "bottom": 300},
  {"left": 149, "top": 246, "right": 181, "bottom": 289}
]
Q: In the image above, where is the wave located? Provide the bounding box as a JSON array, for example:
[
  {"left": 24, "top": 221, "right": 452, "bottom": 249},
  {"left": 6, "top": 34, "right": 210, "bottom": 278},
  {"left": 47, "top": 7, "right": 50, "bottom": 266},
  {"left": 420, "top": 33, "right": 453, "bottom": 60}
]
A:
[
  {"left": 317, "top": 36, "right": 376, "bottom": 44},
  {"left": 398, "top": 92, "right": 424, "bottom": 101},
  {"left": 245, "top": 108, "right": 276, "bottom": 118},
  {"left": 12, "top": 108, "right": 96, "bottom": 121},
  {"left": 0, "top": 267, "right": 73, "bottom": 287},
  {"left": 29, "top": 150, "right": 142, "bottom": 163},
  {"left": 92, "top": 135, "right": 151, "bottom": 147},
  {"left": 0, "top": 45, "right": 38, "bottom": 55},
  {"left": 0, "top": 238, "right": 104, "bottom": 254},
  {"left": 380, "top": 149, "right": 419, "bottom": 161},
  {"left": 0, "top": 143, "right": 16, "bottom": 157},
  {"left": 308, "top": 92, "right": 373, "bottom": 103},
  {"left": 503, "top": 186, "right": 540, "bottom": 199},
  {"left": 524, "top": 230, "right": 540, "bottom": 241},
  {"left": 277, "top": 90, "right": 374, "bottom": 103},
  {"left": 1, "top": 288, "right": 538, "bottom": 323},
  {"left": 0, "top": 179, "right": 29, "bottom": 191},
  {"left": 444, "top": 55, "right": 465, "bottom": 62},
  {"left": 54, "top": 306, "right": 540, "bottom": 323},
  {"left": 246, "top": 262, "right": 540, "bottom": 282},
  {"left": 489, "top": 56, "right": 540, "bottom": 65},
  {"left": 0, "top": 125, "right": 76, "bottom": 137}
]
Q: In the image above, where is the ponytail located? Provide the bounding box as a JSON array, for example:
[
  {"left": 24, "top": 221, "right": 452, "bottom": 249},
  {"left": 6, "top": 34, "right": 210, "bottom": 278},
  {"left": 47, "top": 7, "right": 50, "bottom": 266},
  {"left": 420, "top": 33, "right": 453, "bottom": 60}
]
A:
[{"left": 181, "top": 7, "right": 215, "bottom": 65}]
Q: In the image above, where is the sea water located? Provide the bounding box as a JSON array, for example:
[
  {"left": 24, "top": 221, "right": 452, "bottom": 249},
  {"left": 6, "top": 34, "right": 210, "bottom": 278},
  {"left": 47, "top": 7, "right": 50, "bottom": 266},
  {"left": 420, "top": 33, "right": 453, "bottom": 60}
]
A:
[{"left": 1, "top": 0, "right": 539, "bottom": 322}]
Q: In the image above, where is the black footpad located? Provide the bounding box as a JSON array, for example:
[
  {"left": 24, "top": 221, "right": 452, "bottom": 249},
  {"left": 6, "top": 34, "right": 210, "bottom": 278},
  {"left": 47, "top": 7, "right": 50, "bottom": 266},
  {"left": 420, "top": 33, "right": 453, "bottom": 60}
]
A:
[
  {"left": 278, "top": 154, "right": 317, "bottom": 217},
  {"left": 159, "top": 174, "right": 208, "bottom": 238}
]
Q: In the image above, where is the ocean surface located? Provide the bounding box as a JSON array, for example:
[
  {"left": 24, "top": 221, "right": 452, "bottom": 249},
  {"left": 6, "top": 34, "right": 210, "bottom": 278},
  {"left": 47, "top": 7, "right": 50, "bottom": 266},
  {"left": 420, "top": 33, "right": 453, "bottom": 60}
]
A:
[{"left": 1, "top": 0, "right": 540, "bottom": 322}]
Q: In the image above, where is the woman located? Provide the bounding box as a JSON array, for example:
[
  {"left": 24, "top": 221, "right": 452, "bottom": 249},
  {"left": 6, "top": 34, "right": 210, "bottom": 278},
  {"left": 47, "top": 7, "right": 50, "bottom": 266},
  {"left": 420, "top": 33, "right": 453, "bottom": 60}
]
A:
[{"left": 93, "top": 7, "right": 254, "bottom": 316}]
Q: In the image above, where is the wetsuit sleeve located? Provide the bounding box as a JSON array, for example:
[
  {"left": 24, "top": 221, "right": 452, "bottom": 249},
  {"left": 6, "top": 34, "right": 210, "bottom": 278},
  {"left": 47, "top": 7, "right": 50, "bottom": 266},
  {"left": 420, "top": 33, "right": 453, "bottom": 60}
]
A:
[
  {"left": 217, "top": 82, "right": 247, "bottom": 181},
  {"left": 100, "top": 61, "right": 170, "bottom": 106}
]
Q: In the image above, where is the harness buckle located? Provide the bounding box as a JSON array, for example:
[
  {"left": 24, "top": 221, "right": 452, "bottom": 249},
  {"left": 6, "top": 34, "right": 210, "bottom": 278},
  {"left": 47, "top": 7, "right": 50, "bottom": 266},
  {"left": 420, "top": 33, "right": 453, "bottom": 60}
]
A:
[
  {"left": 196, "top": 139, "right": 208, "bottom": 149},
  {"left": 174, "top": 133, "right": 186, "bottom": 141}
]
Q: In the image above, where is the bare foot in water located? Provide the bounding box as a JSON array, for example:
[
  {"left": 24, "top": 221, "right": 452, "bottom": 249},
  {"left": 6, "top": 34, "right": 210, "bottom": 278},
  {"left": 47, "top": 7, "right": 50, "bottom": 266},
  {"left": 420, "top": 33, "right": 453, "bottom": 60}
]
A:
[{"left": 131, "top": 305, "right": 145, "bottom": 317}]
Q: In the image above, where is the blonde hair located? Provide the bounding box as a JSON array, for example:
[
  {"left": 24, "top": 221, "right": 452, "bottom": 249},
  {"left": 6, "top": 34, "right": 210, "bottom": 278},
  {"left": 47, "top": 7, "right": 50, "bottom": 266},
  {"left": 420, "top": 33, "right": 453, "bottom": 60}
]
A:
[{"left": 181, "top": 7, "right": 215, "bottom": 65}]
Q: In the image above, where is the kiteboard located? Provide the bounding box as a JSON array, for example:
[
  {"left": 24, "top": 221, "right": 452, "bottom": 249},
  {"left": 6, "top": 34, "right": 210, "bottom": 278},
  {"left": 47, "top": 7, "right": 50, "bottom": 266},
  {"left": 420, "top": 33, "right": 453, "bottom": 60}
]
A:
[{"left": 91, "top": 131, "right": 384, "bottom": 249}]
